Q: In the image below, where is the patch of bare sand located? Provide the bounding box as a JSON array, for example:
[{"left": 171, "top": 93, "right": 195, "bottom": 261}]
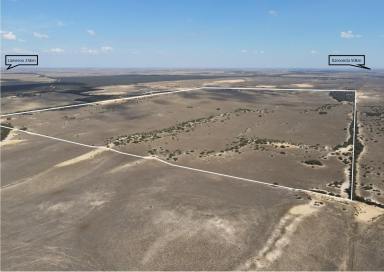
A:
[
  {"left": 107, "top": 159, "right": 147, "bottom": 173},
  {"left": 354, "top": 203, "right": 384, "bottom": 223},
  {"left": 237, "top": 200, "right": 321, "bottom": 270},
  {"left": 0, "top": 130, "right": 25, "bottom": 147},
  {"left": 142, "top": 209, "right": 243, "bottom": 265},
  {"left": 339, "top": 168, "right": 350, "bottom": 198},
  {"left": 325, "top": 145, "right": 352, "bottom": 198},
  {"left": 355, "top": 124, "right": 370, "bottom": 198},
  {"left": 0, "top": 139, "right": 25, "bottom": 147},
  {"left": 205, "top": 79, "right": 246, "bottom": 85},
  {"left": 357, "top": 92, "right": 383, "bottom": 103},
  {"left": 38, "top": 191, "right": 113, "bottom": 216},
  {"left": 54, "top": 148, "right": 106, "bottom": 168},
  {"left": 290, "top": 83, "right": 314, "bottom": 88},
  {"left": 255, "top": 85, "right": 276, "bottom": 88}
]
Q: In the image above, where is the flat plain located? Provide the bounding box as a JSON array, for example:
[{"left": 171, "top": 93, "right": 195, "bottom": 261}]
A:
[{"left": 1, "top": 69, "right": 383, "bottom": 270}]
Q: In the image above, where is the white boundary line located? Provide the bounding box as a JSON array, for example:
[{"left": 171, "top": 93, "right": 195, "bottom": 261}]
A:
[
  {"left": 0, "top": 86, "right": 357, "bottom": 202},
  {"left": 350, "top": 93, "right": 357, "bottom": 200}
]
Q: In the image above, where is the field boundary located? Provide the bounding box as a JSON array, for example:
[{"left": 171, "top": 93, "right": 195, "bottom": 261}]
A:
[
  {"left": 350, "top": 94, "right": 357, "bottom": 200},
  {"left": 0, "top": 86, "right": 357, "bottom": 201}
]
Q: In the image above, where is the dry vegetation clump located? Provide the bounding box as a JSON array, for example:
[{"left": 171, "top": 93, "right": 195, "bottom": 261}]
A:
[
  {"left": 0, "top": 122, "right": 13, "bottom": 141},
  {"left": 107, "top": 108, "right": 255, "bottom": 146},
  {"left": 303, "top": 159, "right": 323, "bottom": 166}
]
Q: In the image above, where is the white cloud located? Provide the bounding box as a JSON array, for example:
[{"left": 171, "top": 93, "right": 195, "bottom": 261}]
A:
[
  {"left": 240, "top": 49, "right": 265, "bottom": 55},
  {"left": 87, "top": 29, "right": 96, "bottom": 36},
  {"left": 2, "top": 31, "right": 17, "bottom": 40},
  {"left": 310, "top": 50, "right": 318, "bottom": 54},
  {"left": 80, "top": 46, "right": 113, "bottom": 55},
  {"left": 57, "top": 21, "right": 65, "bottom": 27},
  {"left": 33, "top": 32, "right": 49, "bottom": 39},
  {"left": 81, "top": 47, "right": 98, "bottom": 54},
  {"left": 250, "top": 50, "right": 265, "bottom": 54},
  {"left": 340, "top": 30, "right": 362, "bottom": 39},
  {"left": 8, "top": 48, "right": 33, "bottom": 54},
  {"left": 268, "top": 10, "right": 278, "bottom": 16},
  {"left": 101, "top": 46, "right": 113, "bottom": 53},
  {"left": 49, "top": 48, "right": 64, "bottom": 53}
]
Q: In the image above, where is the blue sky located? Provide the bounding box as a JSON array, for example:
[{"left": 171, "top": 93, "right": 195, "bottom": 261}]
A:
[{"left": 1, "top": 0, "right": 383, "bottom": 68}]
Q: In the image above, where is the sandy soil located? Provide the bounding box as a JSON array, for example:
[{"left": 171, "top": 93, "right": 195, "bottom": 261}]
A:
[
  {"left": 354, "top": 203, "right": 384, "bottom": 223},
  {"left": 0, "top": 130, "right": 25, "bottom": 147},
  {"left": 5, "top": 88, "right": 352, "bottom": 193},
  {"left": 2, "top": 138, "right": 383, "bottom": 270},
  {"left": 290, "top": 83, "right": 314, "bottom": 88},
  {"left": 238, "top": 200, "right": 321, "bottom": 270},
  {"left": 205, "top": 79, "right": 246, "bottom": 85},
  {"left": 55, "top": 149, "right": 107, "bottom": 167},
  {"left": 255, "top": 85, "right": 277, "bottom": 88},
  {"left": 1, "top": 70, "right": 383, "bottom": 270}
]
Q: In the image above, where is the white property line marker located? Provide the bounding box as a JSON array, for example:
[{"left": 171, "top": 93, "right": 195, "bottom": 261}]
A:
[
  {"left": 350, "top": 92, "right": 357, "bottom": 200},
  {"left": 0, "top": 125, "right": 354, "bottom": 205}
]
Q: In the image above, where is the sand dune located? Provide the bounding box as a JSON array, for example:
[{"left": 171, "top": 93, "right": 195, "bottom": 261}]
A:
[
  {"left": 0, "top": 130, "right": 26, "bottom": 147},
  {"left": 354, "top": 203, "right": 384, "bottom": 223},
  {"left": 290, "top": 83, "right": 314, "bottom": 88},
  {"left": 238, "top": 201, "right": 320, "bottom": 270},
  {"left": 55, "top": 149, "right": 106, "bottom": 167},
  {"left": 108, "top": 159, "right": 147, "bottom": 173}
]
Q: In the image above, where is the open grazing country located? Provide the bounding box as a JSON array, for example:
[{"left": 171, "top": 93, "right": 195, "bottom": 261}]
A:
[{"left": 1, "top": 69, "right": 384, "bottom": 270}]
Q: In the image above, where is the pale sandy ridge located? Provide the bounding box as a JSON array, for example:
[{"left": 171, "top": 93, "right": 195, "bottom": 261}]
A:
[
  {"left": 0, "top": 129, "right": 25, "bottom": 147},
  {"left": 237, "top": 201, "right": 321, "bottom": 270},
  {"left": 354, "top": 203, "right": 384, "bottom": 223},
  {"left": 55, "top": 149, "right": 107, "bottom": 168},
  {"left": 290, "top": 83, "right": 314, "bottom": 88}
]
